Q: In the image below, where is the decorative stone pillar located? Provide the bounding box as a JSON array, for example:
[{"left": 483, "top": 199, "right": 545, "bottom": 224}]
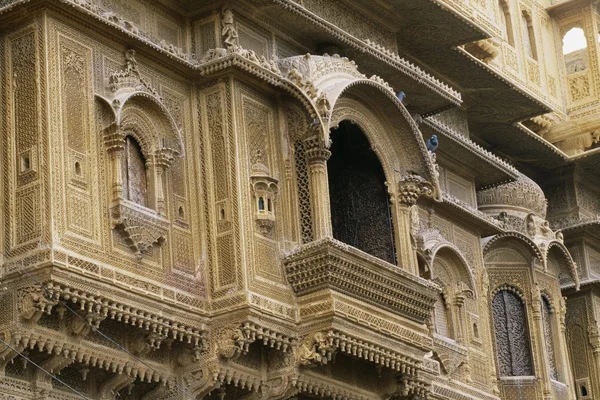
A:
[
  {"left": 531, "top": 284, "right": 553, "bottom": 400},
  {"left": 154, "top": 147, "right": 176, "bottom": 215},
  {"left": 304, "top": 136, "right": 332, "bottom": 240},
  {"left": 452, "top": 291, "right": 467, "bottom": 345},
  {"left": 557, "top": 296, "right": 576, "bottom": 398},
  {"left": 395, "top": 175, "right": 433, "bottom": 275},
  {"left": 103, "top": 124, "right": 125, "bottom": 201},
  {"left": 588, "top": 326, "right": 600, "bottom": 394}
]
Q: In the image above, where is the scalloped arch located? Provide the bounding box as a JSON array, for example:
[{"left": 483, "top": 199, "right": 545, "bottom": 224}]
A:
[
  {"left": 117, "top": 91, "right": 183, "bottom": 154},
  {"left": 546, "top": 240, "right": 580, "bottom": 290},
  {"left": 490, "top": 284, "right": 526, "bottom": 302},
  {"left": 430, "top": 244, "right": 477, "bottom": 296},
  {"left": 483, "top": 231, "right": 544, "bottom": 265},
  {"left": 325, "top": 80, "right": 440, "bottom": 199}
]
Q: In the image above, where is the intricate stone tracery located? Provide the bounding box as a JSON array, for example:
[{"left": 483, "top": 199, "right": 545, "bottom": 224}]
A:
[{"left": 0, "top": 1, "right": 594, "bottom": 399}]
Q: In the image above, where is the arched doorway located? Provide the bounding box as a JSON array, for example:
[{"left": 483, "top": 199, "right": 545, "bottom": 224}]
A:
[{"left": 327, "top": 120, "right": 396, "bottom": 264}]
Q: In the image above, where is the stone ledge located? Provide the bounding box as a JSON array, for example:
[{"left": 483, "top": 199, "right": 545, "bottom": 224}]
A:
[{"left": 283, "top": 238, "right": 440, "bottom": 324}]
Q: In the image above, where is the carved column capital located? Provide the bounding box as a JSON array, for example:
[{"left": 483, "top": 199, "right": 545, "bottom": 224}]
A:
[
  {"left": 303, "top": 136, "right": 331, "bottom": 163},
  {"left": 154, "top": 147, "right": 177, "bottom": 169},
  {"left": 397, "top": 174, "right": 434, "bottom": 206},
  {"left": 103, "top": 125, "right": 125, "bottom": 154}
]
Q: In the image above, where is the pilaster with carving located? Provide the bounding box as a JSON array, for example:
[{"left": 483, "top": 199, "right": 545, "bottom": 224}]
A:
[
  {"left": 303, "top": 135, "right": 332, "bottom": 240},
  {"left": 395, "top": 174, "right": 434, "bottom": 274}
]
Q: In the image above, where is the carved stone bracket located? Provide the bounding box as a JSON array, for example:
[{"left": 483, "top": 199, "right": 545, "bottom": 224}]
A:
[
  {"left": 18, "top": 285, "right": 58, "bottom": 323},
  {"left": 110, "top": 201, "right": 170, "bottom": 255},
  {"left": 398, "top": 174, "right": 435, "bottom": 206},
  {"left": 296, "top": 332, "right": 335, "bottom": 366},
  {"left": 216, "top": 327, "right": 252, "bottom": 360}
]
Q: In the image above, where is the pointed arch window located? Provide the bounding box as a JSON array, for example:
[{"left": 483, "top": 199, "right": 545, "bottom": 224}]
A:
[
  {"left": 492, "top": 289, "right": 534, "bottom": 376},
  {"left": 121, "top": 135, "right": 147, "bottom": 207},
  {"left": 499, "top": 0, "right": 515, "bottom": 46},
  {"left": 541, "top": 296, "right": 558, "bottom": 380},
  {"left": 563, "top": 27, "right": 588, "bottom": 74},
  {"left": 521, "top": 11, "right": 537, "bottom": 60}
]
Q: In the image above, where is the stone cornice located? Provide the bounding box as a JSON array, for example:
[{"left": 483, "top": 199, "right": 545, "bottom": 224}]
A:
[
  {"left": 7, "top": 324, "right": 175, "bottom": 384},
  {"left": 0, "top": 0, "right": 461, "bottom": 113},
  {"left": 421, "top": 117, "right": 519, "bottom": 186},
  {"left": 270, "top": 0, "right": 462, "bottom": 106},
  {"left": 455, "top": 47, "right": 553, "bottom": 117},
  {"left": 283, "top": 238, "right": 440, "bottom": 324},
  {"left": 439, "top": 193, "right": 506, "bottom": 236}
]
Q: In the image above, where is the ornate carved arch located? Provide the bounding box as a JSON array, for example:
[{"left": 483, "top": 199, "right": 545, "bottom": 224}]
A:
[
  {"left": 278, "top": 54, "right": 440, "bottom": 200},
  {"left": 490, "top": 283, "right": 526, "bottom": 301},
  {"left": 118, "top": 92, "right": 183, "bottom": 155},
  {"left": 483, "top": 231, "right": 544, "bottom": 265},
  {"left": 546, "top": 240, "right": 580, "bottom": 290},
  {"left": 432, "top": 245, "right": 477, "bottom": 297},
  {"left": 327, "top": 81, "right": 440, "bottom": 199}
]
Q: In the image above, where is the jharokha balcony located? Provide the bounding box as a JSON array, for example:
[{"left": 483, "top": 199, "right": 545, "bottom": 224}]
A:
[{"left": 283, "top": 237, "right": 440, "bottom": 325}]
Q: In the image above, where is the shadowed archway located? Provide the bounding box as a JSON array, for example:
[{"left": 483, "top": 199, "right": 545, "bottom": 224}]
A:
[{"left": 328, "top": 120, "right": 396, "bottom": 264}]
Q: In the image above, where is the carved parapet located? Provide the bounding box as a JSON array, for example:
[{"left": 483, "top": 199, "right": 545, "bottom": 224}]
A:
[
  {"left": 283, "top": 238, "right": 440, "bottom": 324},
  {"left": 398, "top": 174, "right": 435, "bottom": 206},
  {"left": 110, "top": 200, "right": 170, "bottom": 255}
]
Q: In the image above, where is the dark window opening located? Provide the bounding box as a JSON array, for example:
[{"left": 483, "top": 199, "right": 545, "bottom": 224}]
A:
[
  {"left": 74, "top": 161, "right": 81, "bottom": 176},
  {"left": 21, "top": 155, "right": 30, "bottom": 171},
  {"left": 258, "top": 197, "right": 265, "bottom": 211},
  {"left": 328, "top": 120, "right": 396, "bottom": 264},
  {"left": 178, "top": 206, "right": 185, "bottom": 218},
  {"left": 581, "top": 385, "right": 588, "bottom": 396}
]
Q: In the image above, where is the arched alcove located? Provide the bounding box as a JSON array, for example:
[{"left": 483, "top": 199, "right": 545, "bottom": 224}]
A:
[
  {"left": 521, "top": 11, "right": 537, "bottom": 60},
  {"left": 328, "top": 120, "right": 395, "bottom": 264},
  {"left": 499, "top": 0, "right": 515, "bottom": 46},
  {"left": 563, "top": 27, "right": 588, "bottom": 74}
]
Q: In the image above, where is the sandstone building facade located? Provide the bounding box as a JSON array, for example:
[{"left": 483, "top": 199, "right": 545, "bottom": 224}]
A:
[{"left": 1, "top": 0, "right": 600, "bottom": 399}]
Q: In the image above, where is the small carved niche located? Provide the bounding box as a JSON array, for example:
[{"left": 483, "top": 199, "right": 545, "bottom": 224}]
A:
[{"left": 250, "top": 150, "right": 278, "bottom": 237}]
